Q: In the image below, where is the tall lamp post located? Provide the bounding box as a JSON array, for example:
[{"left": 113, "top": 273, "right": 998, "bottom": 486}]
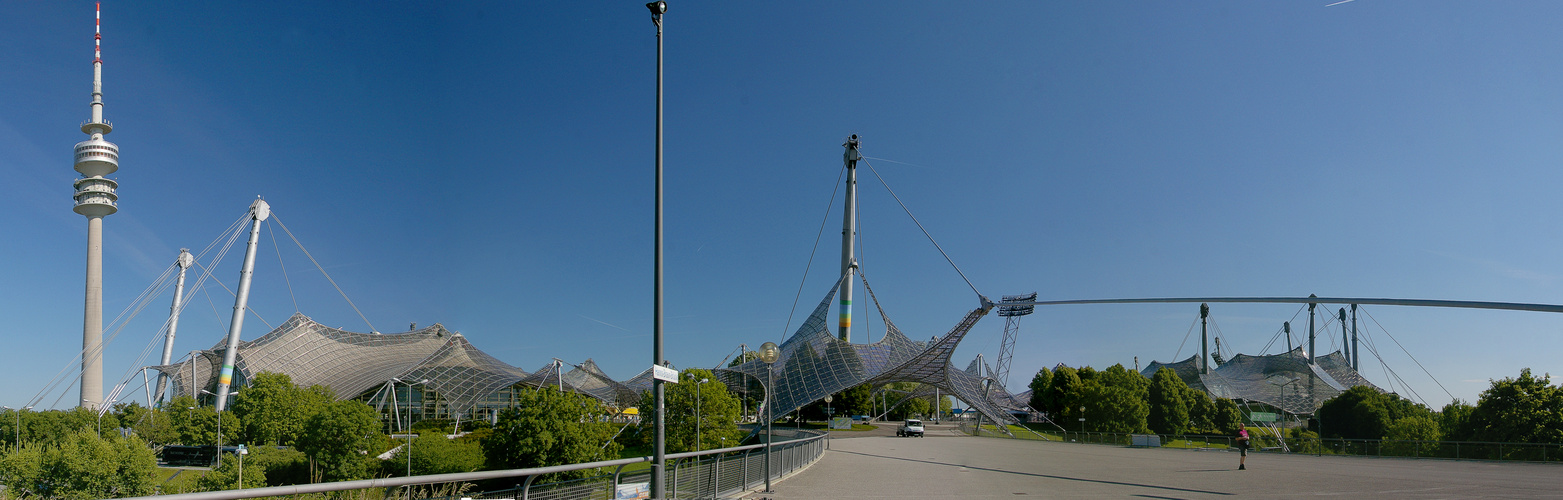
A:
[
  {"left": 4, "top": 406, "right": 32, "bottom": 448},
  {"left": 391, "top": 377, "right": 429, "bottom": 478},
  {"left": 646, "top": 2, "right": 669, "bottom": 498},
  {"left": 758, "top": 342, "right": 779, "bottom": 493},
  {"left": 201, "top": 389, "right": 237, "bottom": 448},
  {"left": 690, "top": 376, "right": 708, "bottom": 452}
]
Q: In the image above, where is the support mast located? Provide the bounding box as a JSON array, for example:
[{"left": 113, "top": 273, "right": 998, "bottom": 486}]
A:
[
  {"left": 1200, "top": 303, "right": 1210, "bottom": 374},
  {"left": 154, "top": 249, "right": 194, "bottom": 402},
  {"left": 75, "top": 2, "right": 120, "bottom": 410},
  {"left": 214, "top": 199, "right": 270, "bottom": 411},
  {"left": 1339, "top": 308, "right": 1349, "bottom": 363},
  {"left": 839, "top": 135, "right": 861, "bottom": 342},
  {"left": 1350, "top": 304, "right": 1359, "bottom": 370}
]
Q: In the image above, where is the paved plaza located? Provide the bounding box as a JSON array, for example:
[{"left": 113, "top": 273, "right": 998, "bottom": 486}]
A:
[{"left": 745, "top": 424, "right": 1563, "bottom": 499}]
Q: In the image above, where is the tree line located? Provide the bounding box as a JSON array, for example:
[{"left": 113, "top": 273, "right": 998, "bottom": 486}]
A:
[{"left": 1027, "top": 364, "right": 1244, "bottom": 436}]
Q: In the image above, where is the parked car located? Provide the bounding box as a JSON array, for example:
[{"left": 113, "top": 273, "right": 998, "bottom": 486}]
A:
[{"left": 896, "top": 419, "right": 925, "bottom": 437}]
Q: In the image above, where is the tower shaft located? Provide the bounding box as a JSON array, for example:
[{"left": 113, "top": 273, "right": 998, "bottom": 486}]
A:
[{"left": 81, "top": 216, "right": 104, "bottom": 410}]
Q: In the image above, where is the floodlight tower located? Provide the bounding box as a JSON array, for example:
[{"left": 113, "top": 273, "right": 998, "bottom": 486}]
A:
[
  {"left": 838, "top": 135, "right": 861, "bottom": 342},
  {"left": 994, "top": 292, "right": 1037, "bottom": 389},
  {"left": 74, "top": 2, "right": 120, "bottom": 410}
]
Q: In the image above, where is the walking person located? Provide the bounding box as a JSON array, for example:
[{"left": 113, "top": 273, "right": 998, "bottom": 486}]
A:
[{"left": 1236, "top": 423, "right": 1251, "bottom": 470}]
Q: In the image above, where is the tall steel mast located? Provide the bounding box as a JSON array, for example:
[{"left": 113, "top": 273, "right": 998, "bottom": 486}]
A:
[
  {"left": 214, "top": 200, "right": 270, "bottom": 411},
  {"left": 839, "top": 135, "right": 860, "bottom": 342},
  {"left": 154, "top": 249, "right": 194, "bottom": 402}
]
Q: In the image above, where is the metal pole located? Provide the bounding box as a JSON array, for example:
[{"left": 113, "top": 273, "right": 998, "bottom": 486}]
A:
[
  {"left": 156, "top": 250, "right": 193, "bottom": 402},
  {"left": 838, "top": 136, "right": 860, "bottom": 341},
  {"left": 647, "top": 3, "right": 668, "bottom": 497},
  {"left": 695, "top": 377, "right": 702, "bottom": 452},
  {"left": 1350, "top": 304, "right": 1359, "bottom": 370},
  {"left": 1339, "top": 308, "right": 1349, "bottom": 362},
  {"left": 406, "top": 381, "right": 413, "bottom": 477},
  {"left": 214, "top": 199, "right": 269, "bottom": 412},
  {"left": 1199, "top": 303, "right": 1209, "bottom": 374},
  {"left": 764, "top": 365, "right": 773, "bottom": 493}
]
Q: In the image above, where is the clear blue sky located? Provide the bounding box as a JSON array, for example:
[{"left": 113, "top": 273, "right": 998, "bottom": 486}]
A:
[{"left": 2, "top": 1, "right": 1561, "bottom": 411}]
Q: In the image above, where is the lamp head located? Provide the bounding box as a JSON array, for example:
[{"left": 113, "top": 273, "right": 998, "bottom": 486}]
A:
[
  {"left": 647, "top": 1, "right": 667, "bottom": 15},
  {"left": 758, "top": 342, "right": 780, "bottom": 364}
]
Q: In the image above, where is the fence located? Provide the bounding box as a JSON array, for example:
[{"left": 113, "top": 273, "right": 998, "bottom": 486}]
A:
[
  {"left": 961, "top": 423, "right": 1563, "bottom": 464},
  {"left": 124, "top": 429, "right": 829, "bottom": 500}
]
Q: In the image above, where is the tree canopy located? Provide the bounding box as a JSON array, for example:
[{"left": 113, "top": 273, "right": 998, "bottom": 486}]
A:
[
  {"left": 485, "top": 387, "right": 623, "bottom": 481},
  {"left": 296, "top": 400, "right": 383, "bottom": 482}
]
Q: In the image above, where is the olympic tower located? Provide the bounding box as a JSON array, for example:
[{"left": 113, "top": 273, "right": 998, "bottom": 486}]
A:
[{"left": 74, "top": 3, "right": 119, "bottom": 410}]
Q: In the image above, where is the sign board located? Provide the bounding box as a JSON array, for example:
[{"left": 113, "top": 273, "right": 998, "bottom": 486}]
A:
[
  {"left": 829, "top": 417, "right": 853, "bottom": 430},
  {"left": 616, "top": 482, "right": 650, "bottom": 500},
  {"left": 651, "top": 365, "right": 679, "bottom": 383},
  {"left": 1249, "top": 412, "right": 1278, "bottom": 423}
]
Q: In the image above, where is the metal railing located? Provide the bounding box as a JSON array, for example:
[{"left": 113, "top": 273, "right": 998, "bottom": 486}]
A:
[
  {"left": 961, "top": 423, "right": 1563, "bottom": 464},
  {"left": 124, "top": 430, "right": 829, "bottom": 500}
]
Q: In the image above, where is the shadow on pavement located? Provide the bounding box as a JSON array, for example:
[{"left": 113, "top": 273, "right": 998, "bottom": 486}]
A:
[{"left": 833, "top": 449, "right": 1236, "bottom": 496}]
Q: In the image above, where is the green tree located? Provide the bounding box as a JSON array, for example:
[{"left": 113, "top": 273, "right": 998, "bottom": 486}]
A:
[
  {"left": 1080, "top": 379, "right": 1148, "bottom": 433},
  {"left": 34, "top": 430, "right": 157, "bottom": 499},
  {"left": 296, "top": 400, "right": 382, "bottom": 482},
  {"left": 1211, "top": 398, "right": 1242, "bottom": 435},
  {"left": 1382, "top": 415, "right": 1441, "bottom": 456},
  {"left": 836, "top": 384, "right": 875, "bottom": 417},
  {"left": 1047, "top": 366, "right": 1083, "bottom": 422},
  {"left": 1185, "top": 390, "right": 1217, "bottom": 434},
  {"left": 1317, "top": 386, "right": 1437, "bottom": 440},
  {"left": 486, "top": 388, "right": 622, "bottom": 481},
  {"left": 1440, "top": 399, "right": 1475, "bottom": 442},
  {"left": 1147, "top": 368, "right": 1190, "bottom": 435},
  {"left": 639, "top": 369, "right": 745, "bottom": 452},
  {"left": 245, "top": 445, "right": 310, "bottom": 486},
  {"left": 392, "top": 434, "right": 485, "bottom": 476},
  {"left": 194, "top": 452, "right": 267, "bottom": 491},
  {"left": 1464, "top": 368, "right": 1563, "bottom": 444},
  {"left": 1027, "top": 367, "right": 1053, "bottom": 412},
  {"left": 164, "top": 396, "right": 243, "bottom": 447},
  {"left": 0, "top": 445, "right": 43, "bottom": 498},
  {"left": 1317, "top": 386, "right": 1392, "bottom": 439},
  {"left": 230, "top": 372, "right": 335, "bottom": 446}
]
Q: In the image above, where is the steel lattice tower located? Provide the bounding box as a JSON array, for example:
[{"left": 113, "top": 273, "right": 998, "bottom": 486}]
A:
[{"left": 994, "top": 292, "right": 1037, "bottom": 389}]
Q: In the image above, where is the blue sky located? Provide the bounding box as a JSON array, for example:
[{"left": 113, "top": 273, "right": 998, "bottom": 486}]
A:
[{"left": 2, "top": 1, "right": 1561, "bottom": 411}]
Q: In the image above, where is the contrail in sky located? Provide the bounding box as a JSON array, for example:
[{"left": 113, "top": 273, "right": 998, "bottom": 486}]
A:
[
  {"left": 1325, "top": 0, "right": 1356, "bottom": 6},
  {"left": 579, "top": 314, "right": 631, "bottom": 332}
]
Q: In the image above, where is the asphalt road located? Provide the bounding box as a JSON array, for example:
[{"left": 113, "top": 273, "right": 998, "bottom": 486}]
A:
[{"left": 743, "top": 423, "right": 1563, "bottom": 499}]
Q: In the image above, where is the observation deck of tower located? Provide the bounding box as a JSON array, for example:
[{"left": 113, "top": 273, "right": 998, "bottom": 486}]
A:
[{"left": 74, "top": 2, "right": 119, "bottom": 410}]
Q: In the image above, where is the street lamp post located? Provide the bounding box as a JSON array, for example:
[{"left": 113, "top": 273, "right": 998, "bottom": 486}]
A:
[
  {"left": 646, "top": 2, "right": 669, "bottom": 498},
  {"left": 692, "top": 376, "right": 708, "bottom": 452},
  {"left": 390, "top": 378, "right": 430, "bottom": 479},
  {"left": 824, "top": 394, "right": 833, "bottom": 423},
  {"left": 3, "top": 406, "right": 32, "bottom": 448},
  {"left": 1079, "top": 405, "right": 1086, "bottom": 434},
  {"left": 758, "top": 342, "right": 779, "bottom": 494},
  {"left": 201, "top": 389, "right": 238, "bottom": 449}
]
